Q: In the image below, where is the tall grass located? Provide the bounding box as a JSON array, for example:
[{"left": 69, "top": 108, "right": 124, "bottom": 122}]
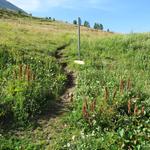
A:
[{"left": 64, "top": 33, "right": 150, "bottom": 149}]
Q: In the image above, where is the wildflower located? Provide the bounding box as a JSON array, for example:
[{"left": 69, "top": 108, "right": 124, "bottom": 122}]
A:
[
  {"left": 80, "top": 131, "right": 85, "bottom": 139},
  {"left": 67, "top": 143, "right": 70, "bottom": 147},
  {"left": 72, "top": 135, "right": 75, "bottom": 141},
  {"left": 91, "top": 130, "right": 95, "bottom": 136}
]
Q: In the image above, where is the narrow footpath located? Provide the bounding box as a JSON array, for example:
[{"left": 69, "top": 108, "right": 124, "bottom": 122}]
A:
[{"left": 32, "top": 44, "right": 76, "bottom": 149}]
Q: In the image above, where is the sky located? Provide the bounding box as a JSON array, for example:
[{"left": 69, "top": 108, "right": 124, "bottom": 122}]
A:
[{"left": 8, "top": 0, "right": 150, "bottom": 33}]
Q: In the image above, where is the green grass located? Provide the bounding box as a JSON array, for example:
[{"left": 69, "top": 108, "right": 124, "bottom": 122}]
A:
[
  {"left": 63, "top": 33, "right": 150, "bottom": 149},
  {"left": 0, "top": 11, "right": 71, "bottom": 126},
  {"left": 0, "top": 10, "right": 150, "bottom": 150},
  {"left": 0, "top": 135, "right": 44, "bottom": 150}
]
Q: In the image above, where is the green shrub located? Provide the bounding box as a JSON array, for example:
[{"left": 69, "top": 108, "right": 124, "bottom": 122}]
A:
[{"left": 0, "top": 46, "right": 67, "bottom": 125}]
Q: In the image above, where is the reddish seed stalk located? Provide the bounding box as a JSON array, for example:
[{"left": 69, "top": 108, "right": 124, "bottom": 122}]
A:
[
  {"left": 82, "top": 104, "right": 87, "bottom": 117},
  {"left": 134, "top": 105, "right": 138, "bottom": 115},
  {"left": 90, "top": 99, "right": 96, "bottom": 112},
  {"left": 127, "top": 78, "right": 131, "bottom": 90},
  {"left": 84, "top": 98, "right": 88, "bottom": 109},
  {"left": 104, "top": 87, "right": 109, "bottom": 100},
  {"left": 112, "top": 87, "right": 117, "bottom": 100},
  {"left": 128, "top": 100, "right": 131, "bottom": 114},
  {"left": 82, "top": 103, "right": 89, "bottom": 118},
  {"left": 25, "top": 65, "right": 27, "bottom": 77},
  {"left": 93, "top": 99, "right": 96, "bottom": 109},
  {"left": 120, "top": 79, "right": 124, "bottom": 95},
  {"left": 19, "top": 64, "right": 22, "bottom": 80},
  {"left": 26, "top": 65, "right": 31, "bottom": 82}
]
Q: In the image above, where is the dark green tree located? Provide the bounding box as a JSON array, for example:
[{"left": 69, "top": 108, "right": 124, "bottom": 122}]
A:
[
  {"left": 94, "top": 23, "right": 99, "bottom": 29},
  {"left": 84, "top": 21, "right": 90, "bottom": 28},
  {"left": 94, "top": 23, "right": 104, "bottom": 30},
  {"left": 73, "top": 20, "right": 77, "bottom": 25},
  {"left": 107, "top": 29, "right": 110, "bottom": 32},
  {"left": 99, "top": 24, "right": 104, "bottom": 30}
]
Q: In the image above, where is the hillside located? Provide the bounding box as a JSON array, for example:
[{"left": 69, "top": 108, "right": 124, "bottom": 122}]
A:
[
  {"left": 0, "top": 0, "right": 26, "bottom": 13},
  {"left": 0, "top": 10, "right": 149, "bottom": 150}
]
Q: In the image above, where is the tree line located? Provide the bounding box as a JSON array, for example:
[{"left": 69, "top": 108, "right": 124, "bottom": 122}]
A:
[{"left": 73, "top": 19, "right": 110, "bottom": 32}]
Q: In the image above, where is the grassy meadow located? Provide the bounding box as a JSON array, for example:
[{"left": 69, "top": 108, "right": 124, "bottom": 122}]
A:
[
  {"left": 63, "top": 34, "right": 150, "bottom": 149},
  {"left": 0, "top": 10, "right": 149, "bottom": 149}
]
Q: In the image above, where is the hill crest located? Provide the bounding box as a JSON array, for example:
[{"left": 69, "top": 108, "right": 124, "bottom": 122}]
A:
[{"left": 0, "top": 0, "right": 26, "bottom": 13}]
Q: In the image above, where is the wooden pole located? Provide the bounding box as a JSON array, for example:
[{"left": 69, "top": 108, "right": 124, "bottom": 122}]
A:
[{"left": 78, "top": 17, "right": 81, "bottom": 60}]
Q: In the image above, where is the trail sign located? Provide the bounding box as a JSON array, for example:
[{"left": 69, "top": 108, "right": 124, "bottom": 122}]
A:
[
  {"left": 74, "top": 17, "right": 85, "bottom": 65},
  {"left": 78, "top": 17, "right": 81, "bottom": 26}
]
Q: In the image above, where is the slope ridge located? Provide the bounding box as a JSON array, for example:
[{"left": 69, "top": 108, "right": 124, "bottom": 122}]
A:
[{"left": 0, "top": 0, "right": 26, "bottom": 13}]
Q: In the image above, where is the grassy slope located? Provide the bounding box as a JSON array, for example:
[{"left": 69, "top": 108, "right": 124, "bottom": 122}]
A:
[
  {"left": 0, "top": 10, "right": 149, "bottom": 150},
  {"left": 64, "top": 33, "right": 150, "bottom": 149},
  {"left": 0, "top": 10, "right": 113, "bottom": 149},
  {"left": 0, "top": 10, "right": 72, "bottom": 149}
]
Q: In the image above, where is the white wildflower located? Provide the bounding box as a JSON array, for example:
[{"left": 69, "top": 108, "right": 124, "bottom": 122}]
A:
[
  {"left": 72, "top": 135, "right": 75, "bottom": 141},
  {"left": 67, "top": 143, "right": 70, "bottom": 147}
]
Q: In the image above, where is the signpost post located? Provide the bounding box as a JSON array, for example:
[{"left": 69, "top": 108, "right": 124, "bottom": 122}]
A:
[
  {"left": 78, "top": 17, "right": 81, "bottom": 60},
  {"left": 74, "top": 17, "right": 85, "bottom": 65}
]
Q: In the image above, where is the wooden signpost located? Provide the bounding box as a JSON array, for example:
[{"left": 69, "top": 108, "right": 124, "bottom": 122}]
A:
[
  {"left": 74, "top": 17, "right": 85, "bottom": 65},
  {"left": 78, "top": 17, "right": 81, "bottom": 60}
]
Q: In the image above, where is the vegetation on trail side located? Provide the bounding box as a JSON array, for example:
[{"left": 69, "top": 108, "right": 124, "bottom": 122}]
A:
[
  {"left": 0, "top": 11, "right": 71, "bottom": 126},
  {"left": 63, "top": 34, "right": 150, "bottom": 149}
]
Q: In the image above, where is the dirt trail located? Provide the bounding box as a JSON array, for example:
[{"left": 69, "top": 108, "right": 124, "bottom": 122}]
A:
[
  {"left": 30, "top": 44, "right": 76, "bottom": 148},
  {"left": 8, "top": 44, "right": 75, "bottom": 149},
  {"left": 41, "top": 43, "right": 76, "bottom": 118},
  {"left": 55, "top": 44, "right": 75, "bottom": 105}
]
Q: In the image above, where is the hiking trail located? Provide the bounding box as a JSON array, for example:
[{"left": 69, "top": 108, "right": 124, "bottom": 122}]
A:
[{"left": 31, "top": 43, "right": 76, "bottom": 148}]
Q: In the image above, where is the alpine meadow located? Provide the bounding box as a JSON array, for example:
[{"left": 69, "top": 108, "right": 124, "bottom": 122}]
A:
[{"left": 0, "top": 4, "right": 150, "bottom": 150}]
